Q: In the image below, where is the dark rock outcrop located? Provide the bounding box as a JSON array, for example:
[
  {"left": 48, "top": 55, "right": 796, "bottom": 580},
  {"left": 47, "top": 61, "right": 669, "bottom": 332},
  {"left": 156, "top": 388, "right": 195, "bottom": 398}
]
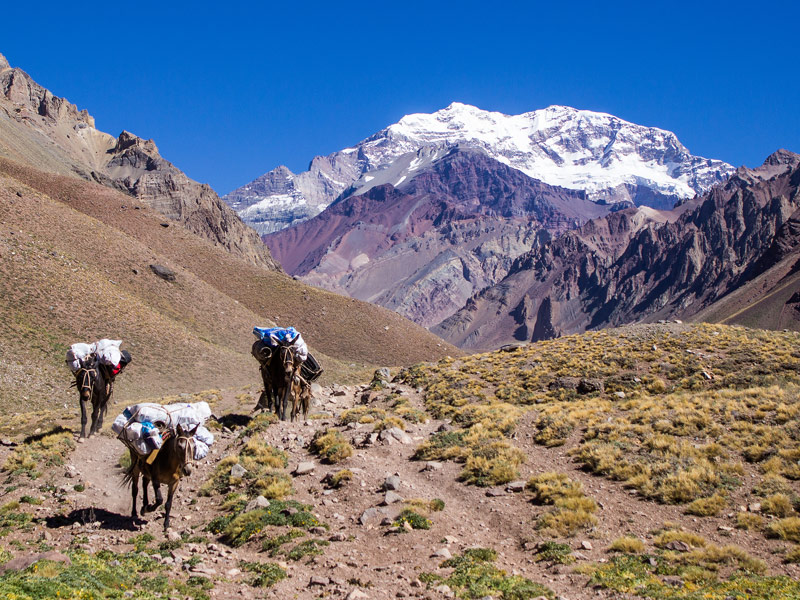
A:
[
  {"left": 434, "top": 150, "right": 800, "bottom": 349},
  {"left": 0, "top": 53, "right": 278, "bottom": 270}
]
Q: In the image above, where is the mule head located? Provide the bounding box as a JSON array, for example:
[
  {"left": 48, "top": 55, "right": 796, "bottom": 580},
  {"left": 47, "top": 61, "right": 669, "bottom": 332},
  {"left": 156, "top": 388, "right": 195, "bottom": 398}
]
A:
[{"left": 175, "top": 423, "right": 200, "bottom": 476}]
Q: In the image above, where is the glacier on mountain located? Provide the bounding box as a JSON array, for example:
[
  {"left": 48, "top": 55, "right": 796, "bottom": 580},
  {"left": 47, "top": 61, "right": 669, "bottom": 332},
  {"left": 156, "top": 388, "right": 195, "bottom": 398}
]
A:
[{"left": 224, "top": 102, "right": 734, "bottom": 233}]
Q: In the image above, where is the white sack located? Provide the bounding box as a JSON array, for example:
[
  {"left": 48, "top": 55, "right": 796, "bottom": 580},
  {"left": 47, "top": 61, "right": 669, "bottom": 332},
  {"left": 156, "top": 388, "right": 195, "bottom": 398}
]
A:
[
  {"left": 97, "top": 346, "right": 122, "bottom": 366},
  {"left": 194, "top": 425, "right": 214, "bottom": 446},
  {"left": 164, "top": 402, "right": 211, "bottom": 429},
  {"left": 124, "top": 403, "right": 171, "bottom": 428},
  {"left": 94, "top": 339, "right": 122, "bottom": 352},
  {"left": 193, "top": 440, "right": 209, "bottom": 460},
  {"left": 111, "top": 413, "right": 128, "bottom": 435},
  {"left": 66, "top": 343, "right": 94, "bottom": 373}
]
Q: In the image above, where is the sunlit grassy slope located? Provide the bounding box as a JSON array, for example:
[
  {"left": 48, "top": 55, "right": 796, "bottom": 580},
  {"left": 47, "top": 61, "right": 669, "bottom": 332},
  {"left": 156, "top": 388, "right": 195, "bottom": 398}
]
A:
[{"left": 0, "top": 157, "right": 458, "bottom": 415}]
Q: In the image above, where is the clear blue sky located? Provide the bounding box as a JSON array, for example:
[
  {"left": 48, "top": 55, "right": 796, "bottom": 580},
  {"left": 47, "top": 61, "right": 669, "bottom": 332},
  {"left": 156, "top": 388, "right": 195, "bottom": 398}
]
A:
[{"left": 3, "top": 1, "right": 799, "bottom": 195}]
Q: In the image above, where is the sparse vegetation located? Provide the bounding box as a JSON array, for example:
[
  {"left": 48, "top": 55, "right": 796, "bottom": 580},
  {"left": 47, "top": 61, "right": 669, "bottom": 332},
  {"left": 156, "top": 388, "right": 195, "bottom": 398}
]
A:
[
  {"left": 766, "top": 517, "right": 800, "bottom": 542},
  {"left": 583, "top": 553, "right": 800, "bottom": 599},
  {"left": 608, "top": 536, "right": 645, "bottom": 553},
  {"left": 405, "top": 325, "right": 800, "bottom": 516},
  {"left": 2, "top": 429, "right": 75, "bottom": 480},
  {"left": 420, "top": 548, "right": 554, "bottom": 599},
  {"left": 240, "top": 560, "right": 287, "bottom": 588},
  {"left": 531, "top": 541, "right": 574, "bottom": 564},
  {"left": 527, "top": 472, "right": 598, "bottom": 537},
  {"left": 685, "top": 493, "right": 727, "bottom": 516},
  {"left": 206, "top": 497, "right": 324, "bottom": 547},
  {"left": 0, "top": 549, "right": 212, "bottom": 600},
  {"left": 200, "top": 440, "right": 291, "bottom": 499},
  {"left": 393, "top": 509, "right": 431, "bottom": 530},
  {"left": 309, "top": 429, "right": 353, "bottom": 463}
]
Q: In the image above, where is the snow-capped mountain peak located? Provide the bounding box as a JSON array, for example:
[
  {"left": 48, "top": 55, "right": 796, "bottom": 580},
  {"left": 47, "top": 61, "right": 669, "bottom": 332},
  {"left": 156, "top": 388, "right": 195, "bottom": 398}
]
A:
[{"left": 223, "top": 103, "right": 734, "bottom": 233}]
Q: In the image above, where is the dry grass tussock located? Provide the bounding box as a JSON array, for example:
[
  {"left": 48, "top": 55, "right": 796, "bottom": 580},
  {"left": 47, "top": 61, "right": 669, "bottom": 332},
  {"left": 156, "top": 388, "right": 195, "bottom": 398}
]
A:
[{"left": 404, "top": 324, "right": 800, "bottom": 507}]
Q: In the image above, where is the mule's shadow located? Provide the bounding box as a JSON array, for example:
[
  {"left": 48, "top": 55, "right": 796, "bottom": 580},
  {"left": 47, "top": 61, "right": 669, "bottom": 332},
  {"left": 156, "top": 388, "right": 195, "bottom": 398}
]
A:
[
  {"left": 23, "top": 426, "right": 73, "bottom": 444},
  {"left": 215, "top": 413, "right": 252, "bottom": 430},
  {"left": 44, "top": 507, "right": 140, "bottom": 531}
]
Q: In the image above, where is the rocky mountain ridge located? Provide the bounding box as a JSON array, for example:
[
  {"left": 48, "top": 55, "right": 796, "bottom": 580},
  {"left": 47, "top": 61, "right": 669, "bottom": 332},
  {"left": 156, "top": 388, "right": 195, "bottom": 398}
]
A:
[
  {"left": 434, "top": 150, "right": 800, "bottom": 349},
  {"left": 265, "top": 147, "right": 610, "bottom": 326},
  {"left": 0, "top": 52, "right": 278, "bottom": 270},
  {"left": 226, "top": 102, "right": 734, "bottom": 233}
]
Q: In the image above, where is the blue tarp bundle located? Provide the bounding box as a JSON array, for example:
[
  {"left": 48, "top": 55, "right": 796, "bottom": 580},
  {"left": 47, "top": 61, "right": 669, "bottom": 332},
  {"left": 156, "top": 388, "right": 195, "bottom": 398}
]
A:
[{"left": 253, "top": 326, "right": 301, "bottom": 344}]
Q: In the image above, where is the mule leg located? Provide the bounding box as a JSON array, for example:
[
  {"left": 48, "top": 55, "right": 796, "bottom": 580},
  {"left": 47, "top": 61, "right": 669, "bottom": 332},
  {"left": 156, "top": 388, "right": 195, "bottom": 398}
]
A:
[
  {"left": 96, "top": 401, "right": 107, "bottom": 433},
  {"left": 130, "top": 469, "right": 140, "bottom": 519},
  {"left": 79, "top": 397, "right": 88, "bottom": 440},
  {"left": 163, "top": 481, "right": 178, "bottom": 531},
  {"left": 89, "top": 400, "right": 100, "bottom": 438},
  {"left": 146, "top": 480, "right": 163, "bottom": 513}
]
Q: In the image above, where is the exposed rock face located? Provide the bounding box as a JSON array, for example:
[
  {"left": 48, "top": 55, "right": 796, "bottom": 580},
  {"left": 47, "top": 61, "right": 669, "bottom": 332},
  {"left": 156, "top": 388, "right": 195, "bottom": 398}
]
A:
[
  {"left": 434, "top": 150, "right": 800, "bottom": 349},
  {"left": 265, "top": 147, "right": 610, "bottom": 326},
  {"left": 226, "top": 102, "right": 733, "bottom": 233},
  {"left": 0, "top": 53, "right": 278, "bottom": 270}
]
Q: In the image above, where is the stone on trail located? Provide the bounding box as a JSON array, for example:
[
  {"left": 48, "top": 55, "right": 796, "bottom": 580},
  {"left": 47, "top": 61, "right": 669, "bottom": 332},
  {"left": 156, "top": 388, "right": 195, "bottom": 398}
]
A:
[
  {"left": 382, "top": 491, "right": 403, "bottom": 505},
  {"left": 167, "top": 530, "right": 182, "bottom": 542},
  {"left": 424, "top": 461, "right": 443, "bottom": 471},
  {"left": 379, "top": 427, "right": 412, "bottom": 444},
  {"left": 346, "top": 589, "right": 369, "bottom": 600},
  {"left": 505, "top": 481, "right": 526, "bottom": 493},
  {"left": 309, "top": 575, "right": 330, "bottom": 586},
  {"left": 383, "top": 475, "right": 402, "bottom": 491},
  {"left": 0, "top": 551, "right": 71, "bottom": 574},
  {"left": 294, "top": 461, "right": 316, "bottom": 476},
  {"left": 431, "top": 548, "right": 452, "bottom": 559},
  {"left": 245, "top": 496, "right": 270, "bottom": 512},
  {"left": 359, "top": 507, "right": 386, "bottom": 526},
  {"left": 230, "top": 464, "right": 247, "bottom": 478}
]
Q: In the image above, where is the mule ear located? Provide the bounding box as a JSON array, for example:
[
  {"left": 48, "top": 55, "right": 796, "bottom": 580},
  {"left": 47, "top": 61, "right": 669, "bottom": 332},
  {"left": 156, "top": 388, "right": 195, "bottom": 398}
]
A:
[
  {"left": 176, "top": 423, "right": 185, "bottom": 436},
  {"left": 189, "top": 423, "right": 200, "bottom": 436},
  {"left": 289, "top": 334, "right": 299, "bottom": 344}
]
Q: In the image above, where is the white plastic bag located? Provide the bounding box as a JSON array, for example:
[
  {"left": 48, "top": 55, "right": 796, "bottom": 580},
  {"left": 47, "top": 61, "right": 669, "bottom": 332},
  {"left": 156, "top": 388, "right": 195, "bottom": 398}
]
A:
[
  {"left": 193, "top": 440, "right": 209, "bottom": 460},
  {"left": 66, "top": 343, "right": 94, "bottom": 373},
  {"left": 194, "top": 425, "right": 214, "bottom": 445}
]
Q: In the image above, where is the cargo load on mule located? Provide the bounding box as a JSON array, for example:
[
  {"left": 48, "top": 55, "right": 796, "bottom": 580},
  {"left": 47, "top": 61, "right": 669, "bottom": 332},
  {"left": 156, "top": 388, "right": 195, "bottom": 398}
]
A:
[
  {"left": 112, "top": 401, "right": 215, "bottom": 460},
  {"left": 114, "top": 402, "right": 214, "bottom": 531},
  {"left": 252, "top": 326, "right": 321, "bottom": 421},
  {"left": 66, "top": 338, "right": 132, "bottom": 439}
]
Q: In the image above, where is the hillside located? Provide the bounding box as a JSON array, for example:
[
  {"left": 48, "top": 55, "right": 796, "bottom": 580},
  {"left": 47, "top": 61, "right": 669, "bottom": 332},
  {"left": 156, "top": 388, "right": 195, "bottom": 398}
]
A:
[
  {"left": 435, "top": 150, "right": 800, "bottom": 349},
  {"left": 265, "top": 147, "right": 610, "bottom": 327},
  {"left": 0, "top": 156, "right": 458, "bottom": 415},
  {"left": 0, "top": 324, "right": 798, "bottom": 600},
  {"left": 0, "top": 52, "right": 277, "bottom": 270}
]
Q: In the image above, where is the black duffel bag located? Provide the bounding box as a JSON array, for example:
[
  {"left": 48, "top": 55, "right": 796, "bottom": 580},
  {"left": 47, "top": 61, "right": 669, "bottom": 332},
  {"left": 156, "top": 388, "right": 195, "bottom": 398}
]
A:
[
  {"left": 301, "top": 352, "right": 323, "bottom": 382},
  {"left": 251, "top": 340, "right": 272, "bottom": 364}
]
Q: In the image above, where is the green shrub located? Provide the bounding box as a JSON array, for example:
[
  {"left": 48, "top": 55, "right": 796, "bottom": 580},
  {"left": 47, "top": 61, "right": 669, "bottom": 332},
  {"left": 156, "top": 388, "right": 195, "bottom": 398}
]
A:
[
  {"left": 394, "top": 509, "right": 431, "bottom": 530},
  {"left": 240, "top": 560, "right": 287, "bottom": 587}
]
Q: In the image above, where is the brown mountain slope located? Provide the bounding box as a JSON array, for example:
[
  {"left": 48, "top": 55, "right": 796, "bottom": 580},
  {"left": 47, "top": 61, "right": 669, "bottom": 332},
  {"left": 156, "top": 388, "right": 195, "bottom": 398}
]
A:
[
  {"left": 266, "top": 147, "right": 610, "bottom": 326},
  {"left": 0, "top": 52, "right": 277, "bottom": 270},
  {"left": 0, "top": 157, "right": 458, "bottom": 413},
  {"left": 435, "top": 150, "right": 800, "bottom": 349}
]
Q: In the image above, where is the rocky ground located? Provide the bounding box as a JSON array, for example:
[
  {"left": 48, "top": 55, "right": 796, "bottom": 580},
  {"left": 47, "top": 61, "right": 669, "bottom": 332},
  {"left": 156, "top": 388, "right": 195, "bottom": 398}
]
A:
[{"left": 0, "top": 366, "right": 798, "bottom": 600}]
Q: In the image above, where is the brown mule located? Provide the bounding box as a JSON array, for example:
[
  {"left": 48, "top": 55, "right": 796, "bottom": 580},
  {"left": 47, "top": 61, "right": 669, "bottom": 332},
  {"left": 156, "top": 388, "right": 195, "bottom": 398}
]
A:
[
  {"left": 124, "top": 423, "right": 198, "bottom": 531},
  {"left": 73, "top": 355, "right": 110, "bottom": 440}
]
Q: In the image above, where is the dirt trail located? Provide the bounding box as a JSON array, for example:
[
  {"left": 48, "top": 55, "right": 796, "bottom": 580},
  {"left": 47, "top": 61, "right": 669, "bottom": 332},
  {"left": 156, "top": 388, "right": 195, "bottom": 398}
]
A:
[{"left": 2, "top": 378, "right": 799, "bottom": 600}]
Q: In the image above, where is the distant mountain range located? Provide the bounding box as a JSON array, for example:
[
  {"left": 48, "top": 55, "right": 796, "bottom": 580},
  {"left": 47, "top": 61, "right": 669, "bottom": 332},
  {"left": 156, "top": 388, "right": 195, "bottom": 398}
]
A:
[
  {"left": 434, "top": 150, "right": 800, "bottom": 349},
  {"left": 265, "top": 146, "right": 611, "bottom": 326},
  {"left": 256, "top": 104, "right": 737, "bottom": 331},
  {"left": 225, "top": 102, "right": 734, "bottom": 234},
  {"left": 0, "top": 53, "right": 278, "bottom": 270}
]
